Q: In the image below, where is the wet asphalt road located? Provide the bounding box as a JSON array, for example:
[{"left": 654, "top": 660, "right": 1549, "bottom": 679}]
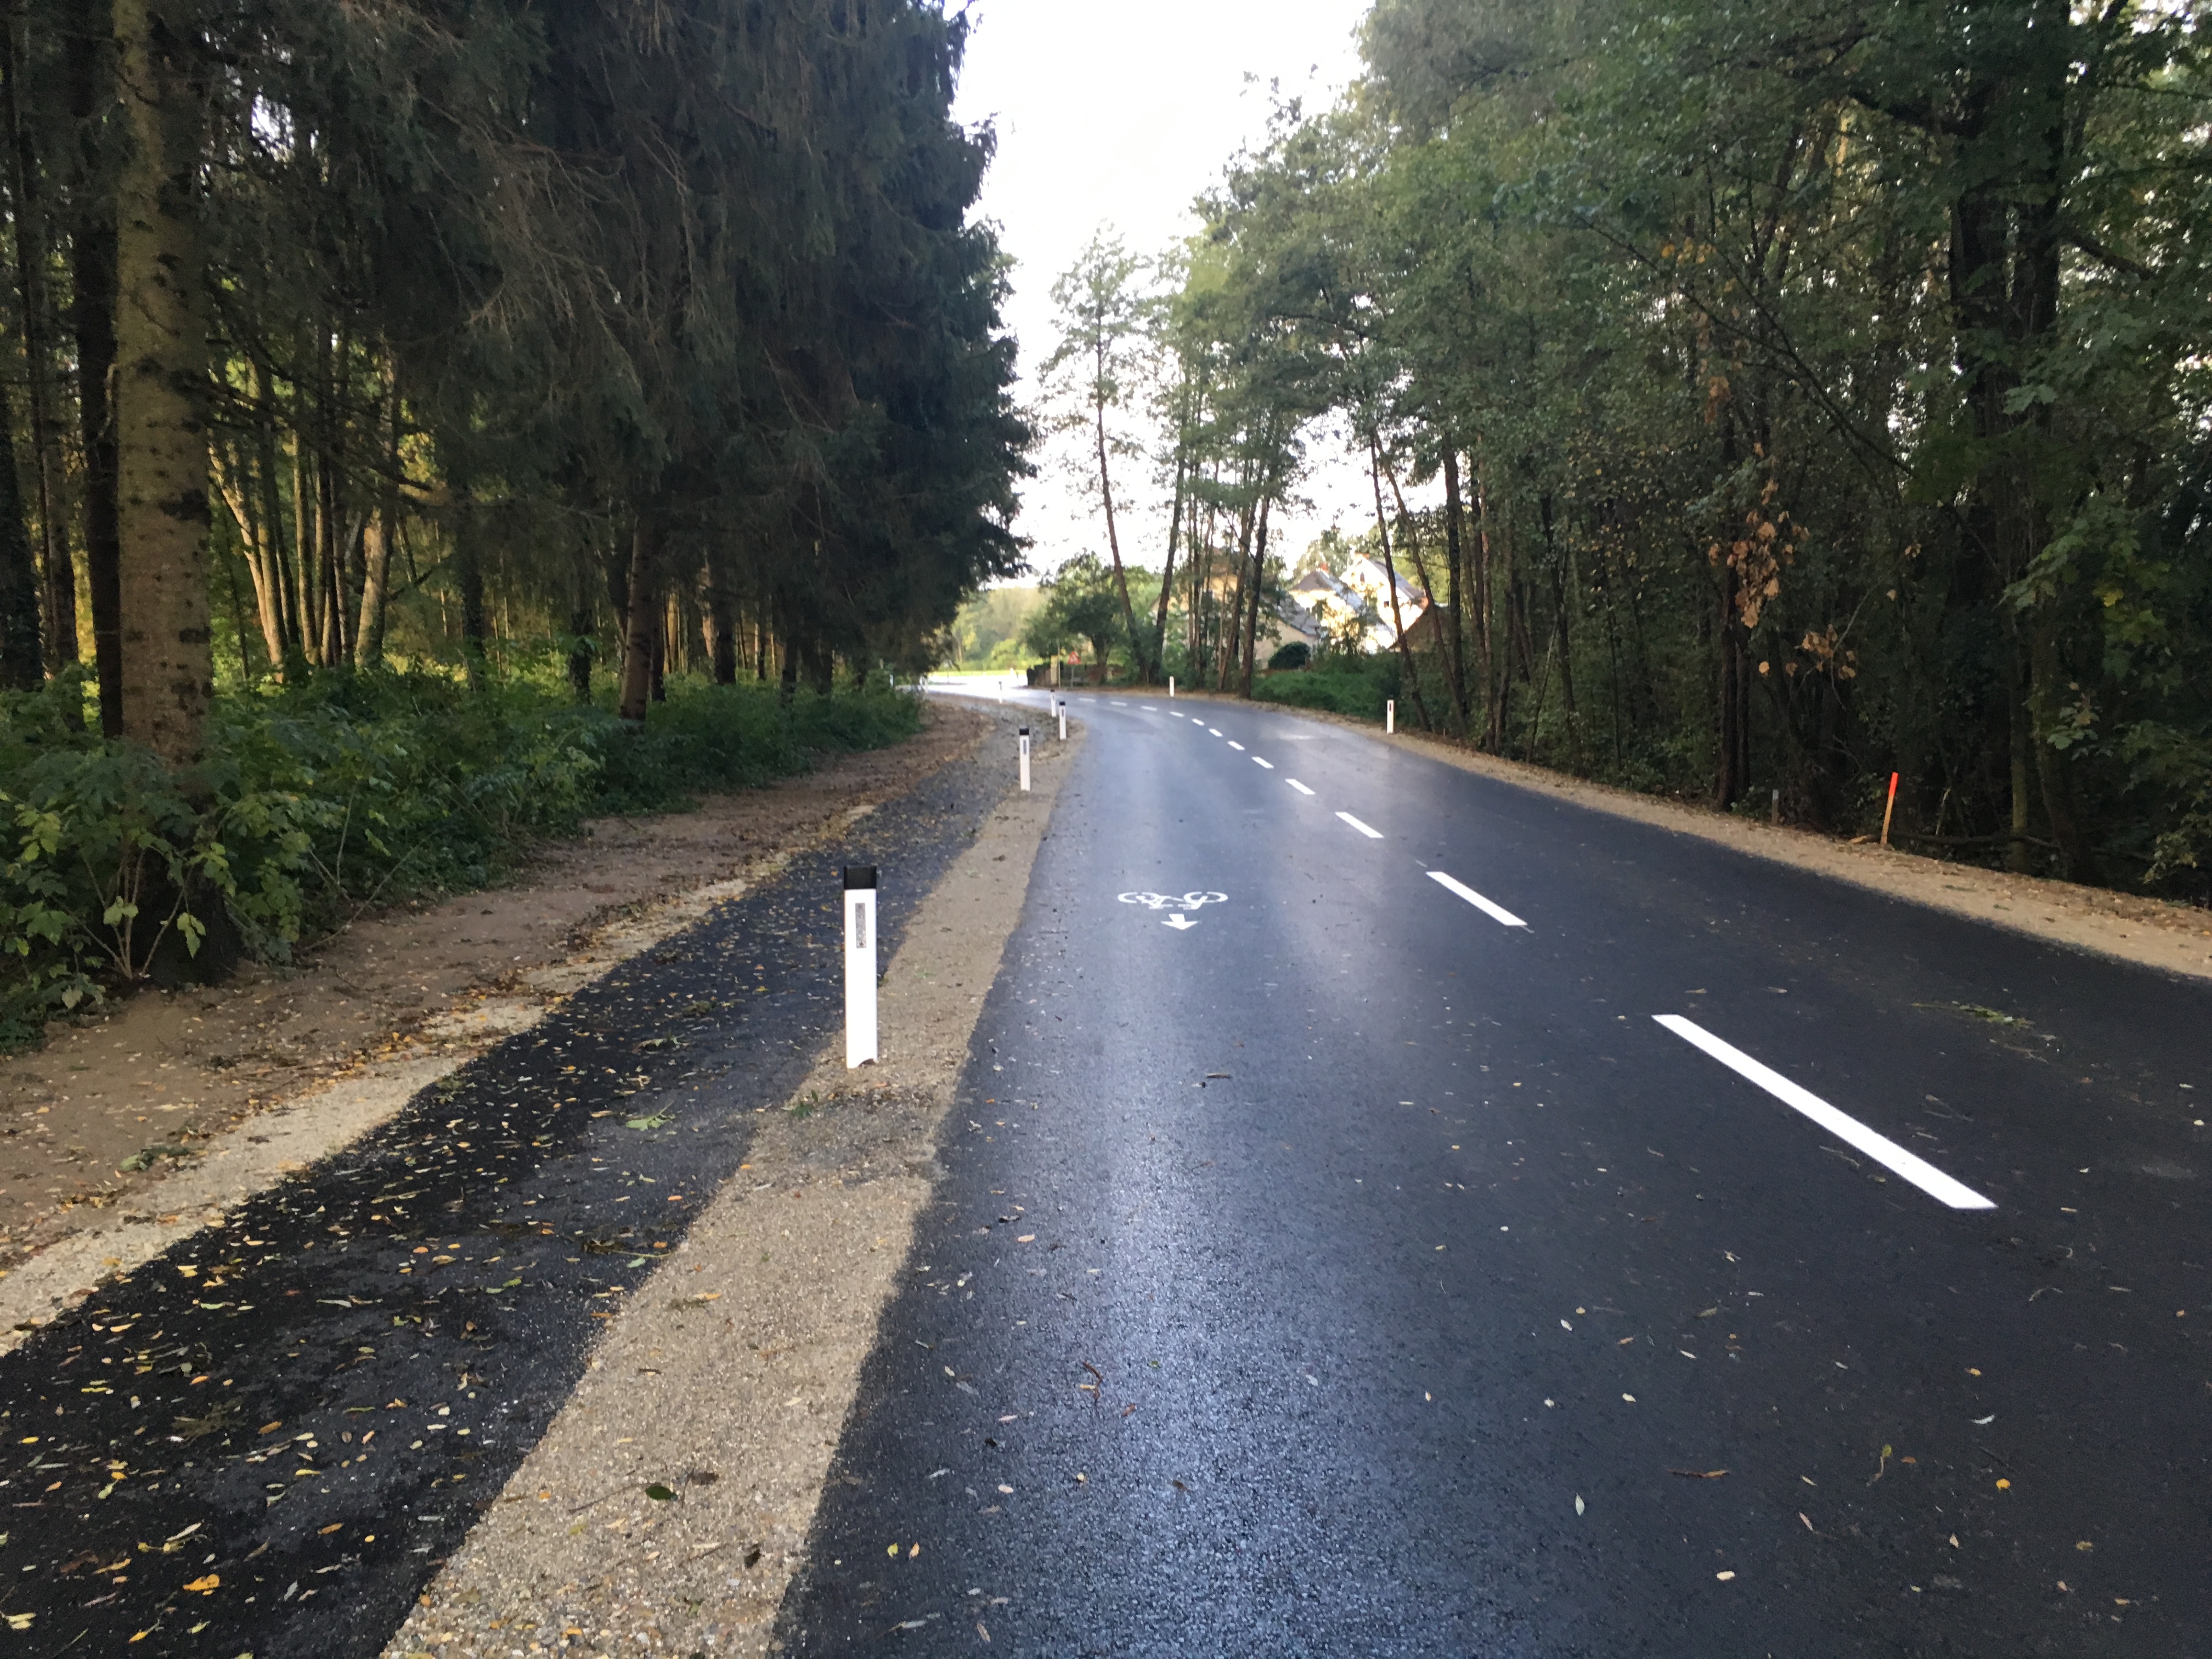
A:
[
  {"left": 781, "top": 691, "right": 2211, "bottom": 1657},
  {"left": 0, "top": 728, "right": 1016, "bottom": 1658}
]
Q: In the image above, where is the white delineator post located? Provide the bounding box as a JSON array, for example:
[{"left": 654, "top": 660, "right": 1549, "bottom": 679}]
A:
[
  {"left": 844, "top": 866, "right": 878, "bottom": 1069},
  {"left": 1386, "top": 698, "right": 1396, "bottom": 734},
  {"left": 1168, "top": 676, "right": 1175, "bottom": 698},
  {"left": 1019, "top": 725, "right": 1031, "bottom": 792},
  {"left": 1057, "top": 699, "right": 1067, "bottom": 741}
]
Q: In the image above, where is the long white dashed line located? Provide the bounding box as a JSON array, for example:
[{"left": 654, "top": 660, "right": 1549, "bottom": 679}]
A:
[
  {"left": 1286, "top": 778, "right": 1314, "bottom": 795},
  {"left": 1227, "top": 741, "right": 1245, "bottom": 751},
  {"left": 1252, "top": 757, "right": 1274, "bottom": 769},
  {"left": 1141, "top": 704, "right": 1158, "bottom": 711},
  {"left": 1653, "top": 1015, "right": 1995, "bottom": 1210},
  {"left": 1207, "top": 727, "right": 1223, "bottom": 737},
  {"left": 1427, "top": 871, "right": 1526, "bottom": 928},
  {"left": 1336, "top": 812, "right": 1384, "bottom": 839}
]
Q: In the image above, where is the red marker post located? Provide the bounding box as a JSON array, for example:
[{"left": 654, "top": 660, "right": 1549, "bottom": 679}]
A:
[{"left": 1880, "top": 771, "right": 1899, "bottom": 849}]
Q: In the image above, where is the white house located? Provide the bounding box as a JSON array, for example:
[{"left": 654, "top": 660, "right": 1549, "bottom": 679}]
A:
[{"left": 1286, "top": 555, "right": 1429, "bottom": 653}]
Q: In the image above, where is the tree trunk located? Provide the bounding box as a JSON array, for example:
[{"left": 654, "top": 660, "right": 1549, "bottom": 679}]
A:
[
  {"left": 290, "top": 426, "right": 319, "bottom": 665},
  {"left": 2028, "top": 616, "right": 2097, "bottom": 881},
  {"left": 1369, "top": 436, "right": 1431, "bottom": 731},
  {"left": 113, "top": 0, "right": 213, "bottom": 764},
  {"left": 3, "top": 13, "right": 72, "bottom": 681},
  {"left": 1217, "top": 493, "right": 1254, "bottom": 692},
  {"left": 701, "top": 563, "right": 737, "bottom": 684},
  {"left": 354, "top": 358, "right": 399, "bottom": 668},
  {"left": 0, "top": 373, "right": 40, "bottom": 687},
  {"left": 616, "top": 515, "right": 660, "bottom": 720},
  {"left": 1715, "top": 557, "right": 1747, "bottom": 810},
  {"left": 254, "top": 406, "right": 300, "bottom": 675},
  {"left": 457, "top": 531, "right": 489, "bottom": 690},
  {"left": 1469, "top": 446, "right": 1500, "bottom": 749},
  {"left": 1092, "top": 344, "right": 1145, "bottom": 679},
  {"left": 211, "top": 439, "right": 285, "bottom": 669},
  {"left": 1239, "top": 492, "right": 1270, "bottom": 699},
  {"left": 1440, "top": 445, "right": 1472, "bottom": 732},
  {"left": 1150, "top": 448, "right": 1184, "bottom": 678},
  {"left": 69, "top": 9, "right": 122, "bottom": 733}
]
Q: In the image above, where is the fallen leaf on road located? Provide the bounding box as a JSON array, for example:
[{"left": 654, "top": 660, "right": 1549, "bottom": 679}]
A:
[
  {"left": 1716, "top": 1570, "right": 1736, "bottom": 1582},
  {"left": 1668, "top": 1469, "right": 1728, "bottom": 1479},
  {"left": 1575, "top": 1495, "right": 1584, "bottom": 1515},
  {"left": 183, "top": 1574, "right": 219, "bottom": 1593},
  {"left": 644, "top": 1485, "right": 676, "bottom": 1502}
]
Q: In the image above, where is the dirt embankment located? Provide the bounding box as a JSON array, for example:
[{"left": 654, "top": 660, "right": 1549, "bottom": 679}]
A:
[{"left": 0, "top": 703, "right": 994, "bottom": 1305}]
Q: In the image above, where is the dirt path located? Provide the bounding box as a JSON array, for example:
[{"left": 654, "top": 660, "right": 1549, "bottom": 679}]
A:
[
  {"left": 0, "top": 703, "right": 992, "bottom": 1317},
  {"left": 1126, "top": 686, "right": 2212, "bottom": 983}
]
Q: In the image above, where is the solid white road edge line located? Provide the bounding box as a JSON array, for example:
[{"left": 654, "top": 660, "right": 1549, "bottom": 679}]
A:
[
  {"left": 1652, "top": 1015, "right": 1995, "bottom": 1210},
  {"left": 1252, "top": 757, "right": 1274, "bottom": 769},
  {"left": 1286, "top": 778, "right": 1315, "bottom": 795},
  {"left": 1426, "top": 870, "right": 1527, "bottom": 928},
  {"left": 1336, "top": 811, "right": 1385, "bottom": 839}
]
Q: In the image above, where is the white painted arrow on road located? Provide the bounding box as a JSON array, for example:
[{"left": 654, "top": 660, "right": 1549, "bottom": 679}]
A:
[{"left": 1163, "top": 913, "right": 1199, "bottom": 930}]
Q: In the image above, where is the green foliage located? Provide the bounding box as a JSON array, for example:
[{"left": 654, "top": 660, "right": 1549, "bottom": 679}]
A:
[
  {"left": 1023, "top": 555, "right": 1130, "bottom": 673},
  {"left": 1267, "top": 641, "right": 1312, "bottom": 672},
  {"left": 1252, "top": 656, "right": 1400, "bottom": 721},
  {"left": 0, "top": 670, "right": 918, "bottom": 1051},
  {"left": 949, "top": 587, "right": 1048, "bottom": 669}
]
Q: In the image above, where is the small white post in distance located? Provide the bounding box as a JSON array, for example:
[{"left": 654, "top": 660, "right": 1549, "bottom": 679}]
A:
[
  {"left": 1386, "top": 698, "right": 1396, "bottom": 734},
  {"left": 1019, "top": 726, "right": 1031, "bottom": 792},
  {"left": 843, "top": 866, "right": 878, "bottom": 1069},
  {"left": 1168, "top": 676, "right": 1175, "bottom": 698},
  {"left": 1057, "top": 699, "right": 1067, "bottom": 741}
]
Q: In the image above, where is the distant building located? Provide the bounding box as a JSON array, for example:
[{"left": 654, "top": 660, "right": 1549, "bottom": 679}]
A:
[{"left": 1286, "top": 555, "right": 1429, "bottom": 653}]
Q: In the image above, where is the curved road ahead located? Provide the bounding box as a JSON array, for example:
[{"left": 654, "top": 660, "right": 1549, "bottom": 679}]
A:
[{"left": 780, "top": 689, "right": 2209, "bottom": 1656}]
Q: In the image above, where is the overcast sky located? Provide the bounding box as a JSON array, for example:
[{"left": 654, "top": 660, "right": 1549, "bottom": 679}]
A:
[{"left": 949, "top": 0, "right": 1392, "bottom": 584}]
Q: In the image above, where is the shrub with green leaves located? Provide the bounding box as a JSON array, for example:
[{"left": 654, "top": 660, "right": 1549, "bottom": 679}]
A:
[{"left": 0, "top": 671, "right": 921, "bottom": 1051}]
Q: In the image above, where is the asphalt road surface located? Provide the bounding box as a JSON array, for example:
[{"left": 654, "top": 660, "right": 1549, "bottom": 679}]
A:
[{"left": 781, "top": 689, "right": 2209, "bottom": 1657}]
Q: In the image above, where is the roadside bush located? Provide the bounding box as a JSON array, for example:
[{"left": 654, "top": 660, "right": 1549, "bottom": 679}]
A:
[
  {"left": 1267, "top": 641, "right": 1311, "bottom": 672},
  {"left": 1252, "top": 656, "right": 1400, "bottom": 721},
  {"left": 0, "top": 671, "right": 922, "bottom": 1049}
]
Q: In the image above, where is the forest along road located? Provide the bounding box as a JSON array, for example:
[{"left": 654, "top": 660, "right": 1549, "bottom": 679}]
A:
[{"left": 781, "top": 690, "right": 2210, "bottom": 1657}]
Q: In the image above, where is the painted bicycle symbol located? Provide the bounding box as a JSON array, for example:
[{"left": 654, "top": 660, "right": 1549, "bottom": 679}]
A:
[{"left": 1117, "top": 891, "right": 1228, "bottom": 912}]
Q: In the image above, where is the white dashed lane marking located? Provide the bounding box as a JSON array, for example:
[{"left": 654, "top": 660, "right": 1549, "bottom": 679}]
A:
[
  {"left": 1654, "top": 1015, "right": 1995, "bottom": 1210},
  {"left": 1336, "top": 812, "right": 1384, "bottom": 839},
  {"left": 1252, "top": 757, "right": 1274, "bottom": 769},
  {"left": 1227, "top": 741, "right": 1245, "bottom": 751},
  {"left": 1286, "top": 779, "right": 1315, "bottom": 795},
  {"left": 1426, "top": 871, "right": 1526, "bottom": 928}
]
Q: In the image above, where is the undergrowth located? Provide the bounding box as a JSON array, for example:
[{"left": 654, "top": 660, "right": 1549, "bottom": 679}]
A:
[{"left": 0, "top": 670, "right": 920, "bottom": 1051}]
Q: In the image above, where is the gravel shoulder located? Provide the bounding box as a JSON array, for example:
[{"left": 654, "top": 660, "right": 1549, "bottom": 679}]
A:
[
  {"left": 0, "top": 703, "right": 992, "bottom": 1337},
  {"left": 381, "top": 703, "right": 1080, "bottom": 1659}
]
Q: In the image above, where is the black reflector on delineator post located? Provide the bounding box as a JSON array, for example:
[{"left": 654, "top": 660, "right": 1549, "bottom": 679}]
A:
[
  {"left": 1019, "top": 726, "right": 1031, "bottom": 793},
  {"left": 843, "top": 866, "right": 878, "bottom": 890}
]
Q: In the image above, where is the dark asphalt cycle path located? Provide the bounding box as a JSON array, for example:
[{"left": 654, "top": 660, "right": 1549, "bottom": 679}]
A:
[
  {"left": 782, "top": 691, "right": 2209, "bottom": 1657},
  {"left": 0, "top": 726, "right": 1018, "bottom": 1659}
]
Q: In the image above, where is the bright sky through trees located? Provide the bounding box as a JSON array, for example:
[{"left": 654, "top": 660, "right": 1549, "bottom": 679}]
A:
[{"left": 952, "top": 0, "right": 1379, "bottom": 576}]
